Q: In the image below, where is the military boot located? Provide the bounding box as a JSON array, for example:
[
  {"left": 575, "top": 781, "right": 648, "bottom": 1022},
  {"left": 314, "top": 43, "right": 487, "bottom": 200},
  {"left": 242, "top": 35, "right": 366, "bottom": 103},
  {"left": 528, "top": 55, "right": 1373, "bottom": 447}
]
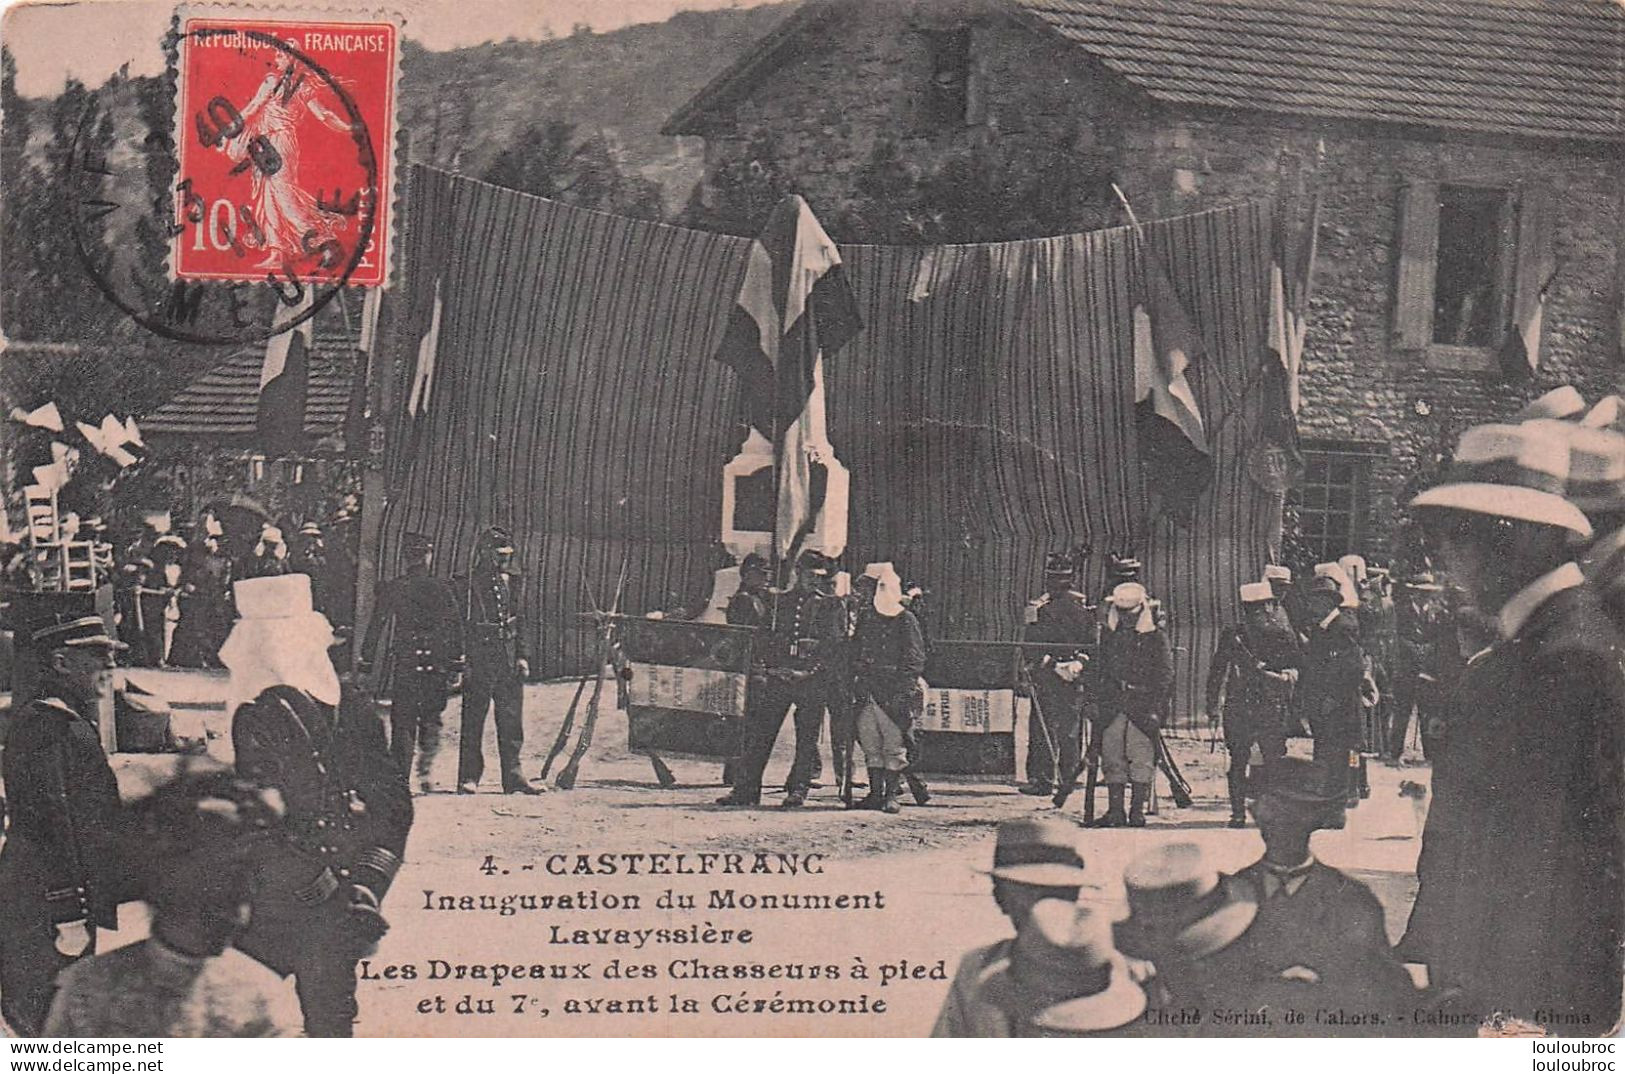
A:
[
  {"left": 849, "top": 769, "right": 886, "bottom": 811},
  {"left": 1226, "top": 771, "right": 1248, "bottom": 828},
  {"left": 1129, "top": 782, "right": 1151, "bottom": 827},
  {"left": 881, "top": 771, "right": 902, "bottom": 814},
  {"left": 904, "top": 771, "right": 931, "bottom": 806},
  {"left": 1092, "top": 784, "right": 1127, "bottom": 827}
]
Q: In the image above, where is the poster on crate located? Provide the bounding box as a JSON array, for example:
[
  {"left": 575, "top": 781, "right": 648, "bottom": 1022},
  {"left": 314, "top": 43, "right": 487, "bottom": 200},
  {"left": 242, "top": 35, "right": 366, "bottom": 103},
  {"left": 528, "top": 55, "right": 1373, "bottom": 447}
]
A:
[{"left": 620, "top": 617, "right": 754, "bottom": 760}]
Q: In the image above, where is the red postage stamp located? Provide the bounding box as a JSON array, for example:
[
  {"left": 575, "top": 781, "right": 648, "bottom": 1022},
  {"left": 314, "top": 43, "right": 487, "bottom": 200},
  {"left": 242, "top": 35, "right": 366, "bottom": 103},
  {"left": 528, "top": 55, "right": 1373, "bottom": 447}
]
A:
[{"left": 172, "top": 14, "right": 398, "bottom": 287}]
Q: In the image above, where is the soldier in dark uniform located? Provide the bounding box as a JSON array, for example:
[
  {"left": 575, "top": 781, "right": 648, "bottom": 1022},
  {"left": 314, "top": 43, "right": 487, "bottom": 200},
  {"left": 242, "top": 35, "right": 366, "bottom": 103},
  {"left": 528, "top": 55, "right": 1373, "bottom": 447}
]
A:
[
  {"left": 717, "top": 550, "right": 845, "bottom": 808},
  {"left": 1205, "top": 582, "right": 1300, "bottom": 828},
  {"left": 1226, "top": 757, "right": 1416, "bottom": 1033},
  {"left": 0, "top": 615, "right": 129, "bottom": 1036},
  {"left": 1385, "top": 571, "right": 1450, "bottom": 761},
  {"left": 224, "top": 574, "right": 414, "bottom": 1038},
  {"left": 289, "top": 522, "right": 329, "bottom": 617},
  {"left": 1019, "top": 552, "right": 1097, "bottom": 797},
  {"left": 456, "top": 526, "right": 543, "bottom": 795},
  {"left": 724, "top": 553, "right": 772, "bottom": 627},
  {"left": 360, "top": 533, "right": 462, "bottom": 793},
  {"left": 1092, "top": 582, "right": 1173, "bottom": 827},
  {"left": 212, "top": 496, "right": 286, "bottom": 585},
  {"left": 1296, "top": 572, "right": 1366, "bottom": 807}
]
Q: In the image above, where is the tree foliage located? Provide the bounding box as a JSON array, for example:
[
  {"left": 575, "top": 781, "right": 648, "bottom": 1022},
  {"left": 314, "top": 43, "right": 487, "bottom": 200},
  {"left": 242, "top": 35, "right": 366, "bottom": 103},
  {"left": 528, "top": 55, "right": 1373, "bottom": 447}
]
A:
[{"left": 481, "top": 119, "right": 662, "bottom": 220}]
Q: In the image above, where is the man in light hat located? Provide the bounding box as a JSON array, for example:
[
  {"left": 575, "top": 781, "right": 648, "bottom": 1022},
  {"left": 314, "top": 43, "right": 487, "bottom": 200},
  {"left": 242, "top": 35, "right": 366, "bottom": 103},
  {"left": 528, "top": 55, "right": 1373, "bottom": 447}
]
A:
[
  {"left": 1296, "top": 570, "right": 1366, "bottom": 806},
  {"left": 43, "top": 772, "right": 302, "bottom": 1037},
  {"left": 225, "top": 574, "right": 415, "bottom": 1036},
  {"left": 457, "top": 526, "right": 542, "bottom": 795},
  {"left": 976, "top": 901, "right": 1147, "bottom": 1038},
  {"left": 1225, "top": 758, "right": 1415, "bottom": 1032},
  {"left": 1113, "top": 842, "right": 1262, "bottom": 1034},
  {"left": 1205, "top": 582, "right": 1300, "bottom": 828},
  {"left": 0, "top": 615, "right": 130, "bottom": 1035},
  {"left": 1385, "top": 570, "right": 1451, "bottom": 761},
  {"left": 1402, "top": 420, "right": 1624, "bottom": 1032},
  {"left": 1018, "top": 551, "right": 1096, "bottom": 797},
  {"left": 1091, "top": 581, "right": 1172, "bottom": 827},
  {"left": 1562, "top": 422, "right": 1625, "bottom": 634},
  {"left": 361, "top": 533, "right": 462, "bottom": 793},
  {"left": 1262, "top": 563, "right": 1307, "bottom": 636},
  {"left": 847, "top": 566, "right": 924, "bottom": 814},
  {"left": 932, "top": 818, "right": 1090, "bottom": 1037}
]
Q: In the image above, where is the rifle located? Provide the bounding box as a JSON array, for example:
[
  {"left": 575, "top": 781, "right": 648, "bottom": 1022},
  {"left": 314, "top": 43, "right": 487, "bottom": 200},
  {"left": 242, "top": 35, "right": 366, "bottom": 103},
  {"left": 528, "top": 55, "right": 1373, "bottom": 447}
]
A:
[
  {"left": 539, "top": 672, "right": 590, "bottom": 780},
  {"left": 1151, "top": 728, "right": 1194, "bottom": 808},
  {"left": 555, "top": 550, "right": 630, "bottom": 790},
  {"left": 1079, "top": 739, "right": 1100, "bottom": 820}
]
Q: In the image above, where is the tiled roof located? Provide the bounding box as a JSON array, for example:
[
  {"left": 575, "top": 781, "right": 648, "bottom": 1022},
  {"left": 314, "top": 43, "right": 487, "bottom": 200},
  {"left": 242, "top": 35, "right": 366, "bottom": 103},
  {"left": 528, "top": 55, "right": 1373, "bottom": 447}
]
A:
[
  {"left": 1010, "top": 0, "right": 1625, "bottom": 143},
  {"left": 142, "top": 326, "right": 357, "bottom": 441},
  {"left": 665, "top": 0, "right": 1625, "bottom": 144}
]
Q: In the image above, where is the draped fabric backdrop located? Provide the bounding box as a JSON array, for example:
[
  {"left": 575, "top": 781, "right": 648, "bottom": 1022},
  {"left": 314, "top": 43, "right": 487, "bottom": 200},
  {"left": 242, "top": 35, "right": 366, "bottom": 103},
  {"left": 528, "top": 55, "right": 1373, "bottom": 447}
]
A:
[{"left": 380, "top": 164, "right": 1280, "bottom": 728}]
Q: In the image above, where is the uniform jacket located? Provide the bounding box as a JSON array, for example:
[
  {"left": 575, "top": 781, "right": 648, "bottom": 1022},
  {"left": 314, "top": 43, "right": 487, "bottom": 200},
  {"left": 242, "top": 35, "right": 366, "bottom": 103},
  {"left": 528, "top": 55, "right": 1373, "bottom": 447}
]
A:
[
  {"left": 1401, "top": 578, "right": 1623, "bottom": 1031},
  {"left": 724, "top": 586, "right": 771, "bottom": 628},
  {"left": 233, "top": 686, "right": 414, "bottom": 977},
  {"left": 1295, "top": 608, "right": 1364, "bottom": 732},
  {"left": 851, "top": 608, "right": 926, "bottom": 706},
  {"left": 1227, "top": 860, "right": 1415, "bottom": 1034},
  {"left": 457, "top": 567, "right": 528, "bottom": 673},
  {"left": 763, "top": 587, "right": 846, "bottom": 681},
  {"left": 362, "top": 569, "right": 463, "bottom": 682},
  {"left": 1205, "top": 619, "right": 1300, "bottom": 724},
  {"left": 0, "top": 695, "right": 124, "bottom": 929},
  {"left": 1095, "top": 620, "right": 1173, "bottom": 728}
]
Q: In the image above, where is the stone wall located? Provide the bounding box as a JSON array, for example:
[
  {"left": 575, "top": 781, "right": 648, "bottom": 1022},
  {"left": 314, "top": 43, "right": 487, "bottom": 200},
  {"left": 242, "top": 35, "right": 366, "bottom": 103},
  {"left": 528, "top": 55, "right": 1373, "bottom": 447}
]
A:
[{"left": 691, "top": 5, "right": 1625, "bottom": 558}]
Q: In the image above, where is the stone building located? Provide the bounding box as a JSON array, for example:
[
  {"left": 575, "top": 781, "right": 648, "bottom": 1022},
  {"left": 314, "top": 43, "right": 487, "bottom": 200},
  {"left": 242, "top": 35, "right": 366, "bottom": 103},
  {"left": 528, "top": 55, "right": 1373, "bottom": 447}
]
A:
[{"left": 665, "top": 0, "right": 1625, "bottom": 561}]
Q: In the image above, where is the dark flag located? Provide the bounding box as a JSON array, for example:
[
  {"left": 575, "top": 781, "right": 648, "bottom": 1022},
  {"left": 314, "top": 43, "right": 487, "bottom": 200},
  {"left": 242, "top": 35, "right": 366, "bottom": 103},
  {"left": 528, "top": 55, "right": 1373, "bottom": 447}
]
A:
[
  {"left": 257, "top": 292, "right": 314, "bottom": 455},
  {"left": 1131, "top": 241, "right": 1212, "bottom": 520},
  {"left": 1252, "top": 194, "right": 1320, "bottom": 492},
  {"left": 1498, "top": 268, "right": 1552, "bottom": 382},
  {"left": 713, "top": 195, "right": 861, "bottom": 564}
]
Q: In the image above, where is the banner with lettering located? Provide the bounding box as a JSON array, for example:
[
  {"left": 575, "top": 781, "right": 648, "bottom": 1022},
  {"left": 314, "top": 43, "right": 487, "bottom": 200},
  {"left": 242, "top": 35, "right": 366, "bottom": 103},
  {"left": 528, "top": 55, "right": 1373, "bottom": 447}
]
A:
[{"left": 620, "top": 618, "right": 754, "bottom": 760}]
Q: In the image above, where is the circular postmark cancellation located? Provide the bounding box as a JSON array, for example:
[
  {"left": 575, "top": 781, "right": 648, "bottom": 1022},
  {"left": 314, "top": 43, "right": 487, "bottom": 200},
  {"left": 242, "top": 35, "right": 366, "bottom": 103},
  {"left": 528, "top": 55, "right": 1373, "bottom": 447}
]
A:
[{"left": 66, "top": 17, "right": 398, "bottom": 346}]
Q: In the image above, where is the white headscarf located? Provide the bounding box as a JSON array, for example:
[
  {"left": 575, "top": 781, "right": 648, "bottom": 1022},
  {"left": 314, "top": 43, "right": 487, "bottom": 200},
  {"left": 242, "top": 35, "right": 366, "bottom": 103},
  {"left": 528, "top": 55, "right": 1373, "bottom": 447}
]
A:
[
  {"left": 219, "top": 575, "right": 342, "bottom": 713},
  {"left": 874, "top": 571, "right": 906, "bottom": 618}
]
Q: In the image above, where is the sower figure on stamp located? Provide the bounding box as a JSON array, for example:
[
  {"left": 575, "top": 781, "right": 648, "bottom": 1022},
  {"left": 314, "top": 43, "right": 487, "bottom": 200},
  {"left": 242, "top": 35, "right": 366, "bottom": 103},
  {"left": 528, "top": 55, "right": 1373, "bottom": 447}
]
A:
[
  {"left": 1401, "top": 421, "right": 1624, "bottom": 1032},
  {"left": 225, "top": 575, "right": 414, "bottom": 1038},
  {"left": 1019, "top": 551, "right": 1096, "bottom": 797},
  {"left": 1297, "top": 568, "right": 1366, "bottom": 808},
  {"left": 717, "top": 550, "right": 845, "bottom": 808},
  {"left": 360, "top": 532, "right": 462, "bottom": 793},
  {"left": 1225, "top": 757, "right": 1415, "bottom": 1033},
  {"left": 0, "top": 615, "right": 129, "bottom": 1036},
  {"left": 456, "top": 526, "right": 543, "bottom": 795},
  {"left": 848, "top": 568, "right": 925, "bottom": 814},
  {"left": 1206, "top": 582, "right": 1300, "bottom": 828},
  {"left": 1091, "top": 582, "right": 1173, "bottom": 828},
  {"left": 932, "top": 818, "right": 1090, "bottom": 1038}
]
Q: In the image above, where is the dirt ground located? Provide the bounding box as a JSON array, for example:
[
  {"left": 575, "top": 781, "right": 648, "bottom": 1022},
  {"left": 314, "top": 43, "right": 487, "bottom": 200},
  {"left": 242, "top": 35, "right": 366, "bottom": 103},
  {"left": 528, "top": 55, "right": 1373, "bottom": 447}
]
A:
[{"left": 90, "top": 670, "right": 1430, "bottom": 1037}]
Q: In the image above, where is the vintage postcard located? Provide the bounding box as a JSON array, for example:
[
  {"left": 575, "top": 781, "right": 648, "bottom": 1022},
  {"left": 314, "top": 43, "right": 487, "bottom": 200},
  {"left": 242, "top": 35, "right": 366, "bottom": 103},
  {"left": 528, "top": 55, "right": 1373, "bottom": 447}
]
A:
[{"left": 0, "top": 0, "right": 1621, "bottom": 1046}]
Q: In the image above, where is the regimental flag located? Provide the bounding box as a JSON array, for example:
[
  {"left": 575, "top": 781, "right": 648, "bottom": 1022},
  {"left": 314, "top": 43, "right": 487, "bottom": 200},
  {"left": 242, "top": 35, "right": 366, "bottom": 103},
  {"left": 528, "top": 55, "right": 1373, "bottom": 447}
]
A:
[
  {"left": 714, "top": 195, "right": 862, "bottom": 564},
  {"left": 1254, "top": 195, "right": 1320, "bottom": 492},
  {"left": 1498, "top": 267, "right": 1553, "bottom": 382},
  {"left": 1131, "top": 240, "right": 1212, "bottom": 520},
  {"left": 257, "top": 291, "right": 315, "bottom": 455}
]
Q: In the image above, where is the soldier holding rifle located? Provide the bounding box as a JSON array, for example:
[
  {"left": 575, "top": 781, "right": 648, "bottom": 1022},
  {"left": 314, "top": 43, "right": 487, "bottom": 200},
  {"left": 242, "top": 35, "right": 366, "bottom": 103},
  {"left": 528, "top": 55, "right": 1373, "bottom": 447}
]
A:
[
  {"left": 1018, "top": 551, "right": 1096, "bottom": 797},
  {"left": 1091, "top": 582, "right": 1173, "bottom": 827},
  {"left": 1206, "top": 581, "right": 1300, "bottom": 828}
]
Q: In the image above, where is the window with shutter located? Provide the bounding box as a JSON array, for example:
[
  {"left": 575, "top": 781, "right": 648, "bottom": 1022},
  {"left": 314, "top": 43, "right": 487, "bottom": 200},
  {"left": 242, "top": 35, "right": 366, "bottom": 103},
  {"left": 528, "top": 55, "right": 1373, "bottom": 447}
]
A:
[{"left": 1395, "top": 178, "right": 1548, "bottom": 373}]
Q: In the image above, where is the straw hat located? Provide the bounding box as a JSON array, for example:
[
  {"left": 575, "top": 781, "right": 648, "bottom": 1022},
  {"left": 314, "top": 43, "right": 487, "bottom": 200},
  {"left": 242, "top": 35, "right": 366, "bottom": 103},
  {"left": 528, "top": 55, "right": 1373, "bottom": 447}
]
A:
[
  {"left": 1513, "top": 385, "right": 1586, "bottom": 422},
  {"left": 983, "top": 817, "right": 1089, "bottom": 887},
  {"left": 1410, "top": 422, "right": 1592, "bottom": 537},
  {"left": 1113, "top": 843, "right": 1258, "bottom": 963},
  {"left": 980, "top": 901, "right": 1147, "bottom": 1036}
]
